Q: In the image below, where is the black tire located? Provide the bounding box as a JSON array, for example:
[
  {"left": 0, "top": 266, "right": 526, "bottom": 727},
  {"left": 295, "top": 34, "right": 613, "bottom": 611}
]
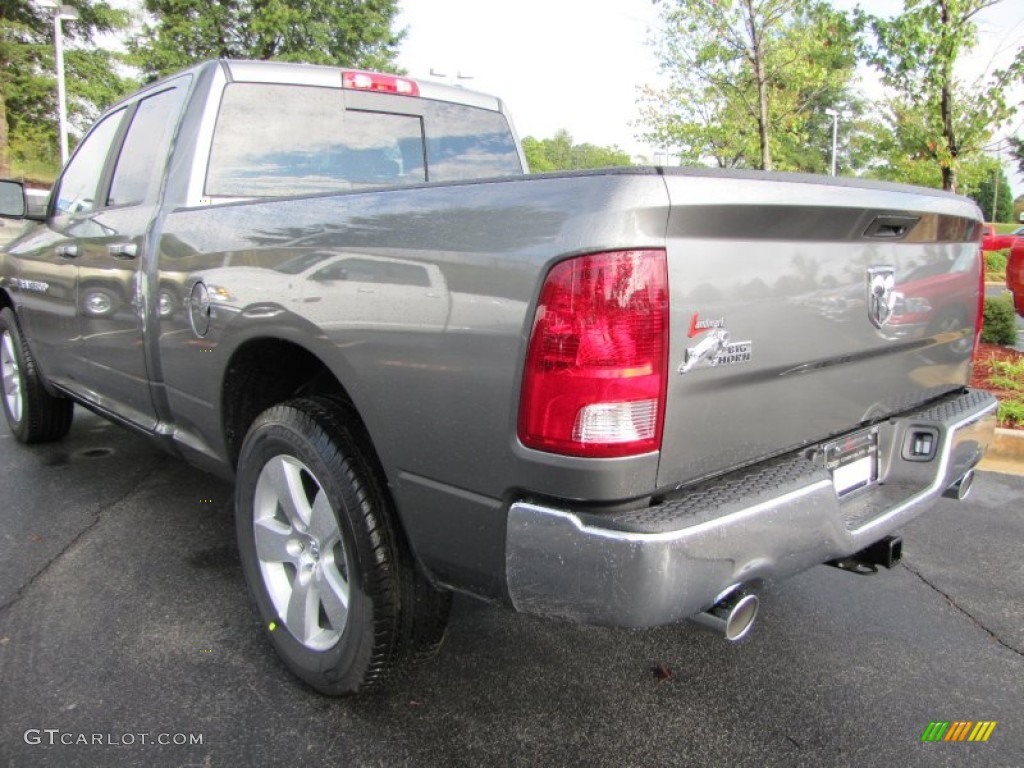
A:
[
  {"left": 235, "top": 396, "right": 450, "bottom": 695},
  {"left": 0, "top": 307, "right": 74, "bottom": 443}
]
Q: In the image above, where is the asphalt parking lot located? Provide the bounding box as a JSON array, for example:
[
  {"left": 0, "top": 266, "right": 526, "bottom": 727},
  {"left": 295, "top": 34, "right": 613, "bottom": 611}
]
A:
[{"left": 1, "top": 408, "right": 1022, "bottom": 767}]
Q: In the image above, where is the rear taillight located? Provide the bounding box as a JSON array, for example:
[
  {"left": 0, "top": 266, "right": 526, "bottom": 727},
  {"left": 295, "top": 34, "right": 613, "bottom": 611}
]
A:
[
  {"left": 342, "top": 70, "right": 419, "bottom": 96},
  {"left": 518, "top": 249, "right": 669, "bottom": 458}
]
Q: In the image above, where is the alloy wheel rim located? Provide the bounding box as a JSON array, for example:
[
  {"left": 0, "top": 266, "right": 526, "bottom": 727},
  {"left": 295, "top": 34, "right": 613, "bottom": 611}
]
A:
[
  {"left": 253, "top": 454, "right": 350, "bottom": 650},
  {"left": 1, "top": 331, "right": 23, "bottom": 423}
]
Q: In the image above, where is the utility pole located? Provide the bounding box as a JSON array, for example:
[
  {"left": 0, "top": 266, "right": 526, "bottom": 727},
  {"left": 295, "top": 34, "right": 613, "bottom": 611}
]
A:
[{"left": 992, "top": 140, "right": 1002, "bottom": 223}]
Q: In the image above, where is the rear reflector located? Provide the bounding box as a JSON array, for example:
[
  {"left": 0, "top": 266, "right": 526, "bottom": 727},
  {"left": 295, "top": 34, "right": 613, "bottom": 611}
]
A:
[
  {"left": 342, "top": 70, "right": 419, "bottom": 97},
  {"left": 518, "top": 249, "right": 669, "bottom": 458}
]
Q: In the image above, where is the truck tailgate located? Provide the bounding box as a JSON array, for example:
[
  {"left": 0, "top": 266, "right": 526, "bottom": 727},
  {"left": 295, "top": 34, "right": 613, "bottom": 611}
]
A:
[{"left": 657, "top": 170, "right": 983, "bottom": 488}]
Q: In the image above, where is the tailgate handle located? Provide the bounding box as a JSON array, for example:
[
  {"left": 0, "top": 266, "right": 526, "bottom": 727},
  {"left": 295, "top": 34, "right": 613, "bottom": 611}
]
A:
[{"left": 863, "top": 215, "right": 918, "bottom": 240}]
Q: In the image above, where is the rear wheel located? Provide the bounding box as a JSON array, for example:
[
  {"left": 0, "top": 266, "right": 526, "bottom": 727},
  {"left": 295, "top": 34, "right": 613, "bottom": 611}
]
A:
[
  {"left": 235, "top": 396, "right": 450, "bottom": 695},
  {"left": 0, "top": 307, "right": 73, "bottom": 443}
]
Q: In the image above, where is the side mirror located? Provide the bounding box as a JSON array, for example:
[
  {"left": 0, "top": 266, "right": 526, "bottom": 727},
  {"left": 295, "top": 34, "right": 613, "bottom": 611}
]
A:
[
  {"left": 25, "top": 189, "right": 51, "bottom": 219},
  {"left": 0, "top": 180, "right": 26, "bottom": 219}
]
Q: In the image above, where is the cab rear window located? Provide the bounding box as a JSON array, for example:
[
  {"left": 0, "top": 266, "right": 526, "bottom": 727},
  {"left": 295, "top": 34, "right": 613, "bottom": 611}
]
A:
[{"left": 206, "top": 83, "right": 521, "bottom": 197}]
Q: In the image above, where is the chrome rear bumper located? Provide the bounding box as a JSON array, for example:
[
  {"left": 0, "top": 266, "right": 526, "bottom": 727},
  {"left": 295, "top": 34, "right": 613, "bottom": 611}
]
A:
[{"left": 505, "top": 388, "right": 997, "bottom": 627}]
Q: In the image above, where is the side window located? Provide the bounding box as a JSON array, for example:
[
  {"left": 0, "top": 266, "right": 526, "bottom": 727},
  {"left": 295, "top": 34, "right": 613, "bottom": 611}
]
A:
[
  {"left": 53, "top": 109, "right": 126, "bottom": 216},
  {"left": 108, "top": 86, "right": 188, "bottom": 207},
  {"left": 311, "top": 258, "right": 431, "bottom": 286}
]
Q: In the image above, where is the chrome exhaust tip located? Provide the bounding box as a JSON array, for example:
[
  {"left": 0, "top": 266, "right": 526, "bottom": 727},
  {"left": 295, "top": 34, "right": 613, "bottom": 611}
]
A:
[
  {"left": 691, "top": 586, "right": 759, "bottom": 642},
  {"left": 942, "top": 469, "right": 975, "bottom": 501}
]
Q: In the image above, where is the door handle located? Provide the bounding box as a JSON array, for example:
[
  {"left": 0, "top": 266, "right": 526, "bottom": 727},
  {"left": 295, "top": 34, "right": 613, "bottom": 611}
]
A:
[
  {"left": 56, "top": 244, "right": 79, "bottom": 259},
  {"left": 108, "top": 243, "right": 138, "bottom": 260}
]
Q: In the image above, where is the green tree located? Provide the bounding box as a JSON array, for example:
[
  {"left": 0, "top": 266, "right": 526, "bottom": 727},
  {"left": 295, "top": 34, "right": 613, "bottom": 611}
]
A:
[
  {"left": 1008, "top": 137, "right": 1024, "bottom": 178},
  {"left": 638, "top": 0, "right": 860, "bottom": 172},
  {"left": 132, "top": 0, "right": 405, "bottom": 81},
  {"left": 860, "top": 0, "right": 1024, "bottom": 193},
  {"left": 0, "top": 1, "right": 133, "bottom": 179},
  {"left": 522, "top": 131, "right": 632, "bottom": 172},
  {"left": 860, "top": 121, "right": 1003, "bottom": 196},
  {"left": 969, "top": 164, "right": 1014, "bottom": 222}
]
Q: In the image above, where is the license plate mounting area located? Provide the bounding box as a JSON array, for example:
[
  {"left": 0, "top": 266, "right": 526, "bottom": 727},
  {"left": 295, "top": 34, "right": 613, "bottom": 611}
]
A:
[{"left": 823, "top": 428, "right": 878, "bottom": 498}]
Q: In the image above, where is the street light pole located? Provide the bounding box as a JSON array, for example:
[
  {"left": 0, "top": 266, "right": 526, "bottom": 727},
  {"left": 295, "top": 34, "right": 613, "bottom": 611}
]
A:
[
  {"left": 991, "top": 140, "right": 1003, "bottom": 223},
  {"left": 825, "top": 108, "right": 839, "bottom": 177},
  {"left": 54, "top": 10, "right": 69, "bottom": 165},
  {"left": 40, "top": 2, "right": 79, "bottom": 166},
  {"left": 824, "top": 108, "right": 853, "bottom": 177}
]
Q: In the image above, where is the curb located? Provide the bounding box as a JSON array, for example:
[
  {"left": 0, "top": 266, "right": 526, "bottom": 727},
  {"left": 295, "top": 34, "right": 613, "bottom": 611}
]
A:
[{"left": 978, "top": 427, "right": 1024, "bottom": 477}]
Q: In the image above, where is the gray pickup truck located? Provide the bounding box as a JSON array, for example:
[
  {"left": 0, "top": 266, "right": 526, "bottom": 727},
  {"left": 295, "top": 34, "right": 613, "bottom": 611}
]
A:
[{"left": 0, "top": 60, "right": 997, "bottom": 695}]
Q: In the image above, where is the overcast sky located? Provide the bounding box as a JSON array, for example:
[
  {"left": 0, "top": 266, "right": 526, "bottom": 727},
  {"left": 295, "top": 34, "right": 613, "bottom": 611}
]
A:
[{"left": 396, "top": 0, "right": 1024, "bottom": 195}]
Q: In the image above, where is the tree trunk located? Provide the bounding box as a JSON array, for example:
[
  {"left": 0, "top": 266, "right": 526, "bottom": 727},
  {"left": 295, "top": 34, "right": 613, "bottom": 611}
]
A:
[
  {"left": 939, "top": 0, "right": 957, "bottom": 192},
  {"left": 940, "top": 162, "right": 957, "bottom": 194},
  {"left": 0, "top": 91, "right": 11, "bottom": 178},
  {"left": 755, "top": 53, "right": 772, "bottom": 171},
  {"left": 744, "top": 0, "right": 772, "bottom": 171}
]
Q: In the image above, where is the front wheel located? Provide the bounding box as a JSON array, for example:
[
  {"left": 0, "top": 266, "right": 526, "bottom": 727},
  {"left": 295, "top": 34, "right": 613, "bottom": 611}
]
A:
[
  {"left": 0, "top": 307, "right": 73, "bottom": 443},
  {"left": 235, "top": 396, "right": 450, "bottom": 695}
]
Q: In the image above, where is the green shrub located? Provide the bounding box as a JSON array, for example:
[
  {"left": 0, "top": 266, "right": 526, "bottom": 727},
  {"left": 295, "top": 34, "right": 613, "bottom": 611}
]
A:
[
  {"left": 981, "top": 294, "right": 1019, "bottom": 346},
  {"left": 998, "top": 398, "right": 1024, "bottom": 426},
  {"left": 984, "top": 249, "right": 1008, "bottom": 278}
]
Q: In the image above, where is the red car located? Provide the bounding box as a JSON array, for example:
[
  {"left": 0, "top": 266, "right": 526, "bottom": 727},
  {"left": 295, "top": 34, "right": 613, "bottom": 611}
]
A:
[
  {"left": 981, "top": 223, "right": 1017, "bottom": 251},
  {"left": 886, "top": 250, "right": 979, "bottom": 356},
  {"left": 1007, "top": 239, "right": 1024, "bottom": 318}
]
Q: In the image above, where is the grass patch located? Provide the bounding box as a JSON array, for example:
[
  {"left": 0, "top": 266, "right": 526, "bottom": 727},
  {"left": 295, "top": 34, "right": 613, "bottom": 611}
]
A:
[
  {"left": 989, "top": 358, "right": 1024, "bottom": 394},
  {"left": 9, "top": 158, "right": 59, "bottom": 187},
  {"left": 984, "top": 249, "right": 1008, "bottom": 281},
  {"left": 991, "top": 222, "right": 1020, "bottom": 234}
]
